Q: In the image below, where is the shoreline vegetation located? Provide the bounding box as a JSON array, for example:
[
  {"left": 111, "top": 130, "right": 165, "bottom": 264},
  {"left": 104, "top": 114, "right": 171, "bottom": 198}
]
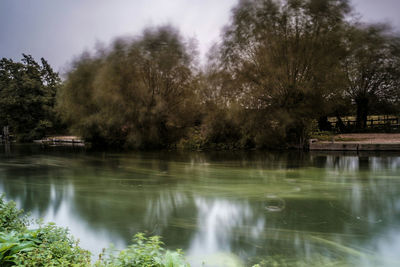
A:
[
  {"left": 0, "top": 195, "right": 189, "bottom": 267},
  {"left": 1, "top": 0, "right": 399, "bottom": 151},
  {"left": 31, "top": 133, "right": 400, "bottom": 152}
]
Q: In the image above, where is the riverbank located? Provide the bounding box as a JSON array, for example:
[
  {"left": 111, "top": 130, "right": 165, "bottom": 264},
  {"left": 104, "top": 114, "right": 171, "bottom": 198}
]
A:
[
  {"left": 26, "top": 133, "right": 400, "bottom": 152},
  {"left": 309, "top": 133, "right": 400, "bottom": 151}
]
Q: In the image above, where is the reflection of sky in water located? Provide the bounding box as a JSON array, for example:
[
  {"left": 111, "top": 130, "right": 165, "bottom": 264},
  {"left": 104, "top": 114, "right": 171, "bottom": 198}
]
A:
[
  {"left": 10, "top": 182, "right": 126, "bottom": 258},
  {"left": 374, "top": 228, "right": 400, "bottom": 267},
  {"left": 189, "top": 198, "right": 259, "bottom": 252},
  {"left": 1, "top": 148, "right": 400, "bottom": 266}
]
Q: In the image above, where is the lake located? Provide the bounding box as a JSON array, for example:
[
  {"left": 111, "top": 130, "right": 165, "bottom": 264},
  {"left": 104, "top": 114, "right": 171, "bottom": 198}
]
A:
[{"left": 1, "top": 145, "right": 400, "bottom": 266}]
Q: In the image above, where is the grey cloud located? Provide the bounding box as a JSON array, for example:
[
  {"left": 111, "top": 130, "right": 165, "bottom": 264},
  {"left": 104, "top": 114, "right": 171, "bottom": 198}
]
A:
[{"left": 1, "top": 0, "right": 399, "bottom": 72}]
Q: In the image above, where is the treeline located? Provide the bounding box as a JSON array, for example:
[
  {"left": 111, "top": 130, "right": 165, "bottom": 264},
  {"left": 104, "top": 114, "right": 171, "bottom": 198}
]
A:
[{"left": 2, "top": 0, "right": 400, "bottom": 149}]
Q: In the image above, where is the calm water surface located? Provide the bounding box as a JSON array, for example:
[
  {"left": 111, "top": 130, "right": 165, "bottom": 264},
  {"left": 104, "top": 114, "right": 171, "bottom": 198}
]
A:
[{"left": 1, "top": 145, "right": 400, "bottom": 266}]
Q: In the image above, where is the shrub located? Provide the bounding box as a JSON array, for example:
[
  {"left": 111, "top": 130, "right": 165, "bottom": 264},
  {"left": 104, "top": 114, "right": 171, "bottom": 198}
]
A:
[
  {"left": 0, "top": 196, "right": 90, "bottom": 266},
  {"left": 96, "top": 233, "right": 188, "bottom": 267},
  {"left": 0, "top": 195, "right": 28, "bottom": 232},
  {"left": 13, "top": 223, "right": 91, "bottom": 266}
]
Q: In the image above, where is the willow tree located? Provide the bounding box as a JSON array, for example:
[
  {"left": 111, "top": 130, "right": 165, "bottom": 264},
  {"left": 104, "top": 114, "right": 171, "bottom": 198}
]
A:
[
  {"left": 58, "top": 26, "right": 200, "bottom": 148},
  {"left": 342, "top": 24, "right": 400, "bottom": 129},
  {"left": 220, "top": 0, "right": 350, "bottom": 146}
]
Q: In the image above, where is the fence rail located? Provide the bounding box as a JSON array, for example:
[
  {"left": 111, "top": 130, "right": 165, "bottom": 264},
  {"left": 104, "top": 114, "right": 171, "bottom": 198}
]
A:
[{"left": 328, "top": 115, "right": 400, "bottom": 129}]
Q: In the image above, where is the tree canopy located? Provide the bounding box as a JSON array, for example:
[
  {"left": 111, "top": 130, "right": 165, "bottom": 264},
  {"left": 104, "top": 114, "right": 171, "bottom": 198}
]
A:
[
  {"left": 341, "top": 24, "right": 400, "bottom": 128},
  {"left": 0, "top": 54, "right": 61, "bottom": 141},
  {"left": 58, "top": 26, "right": 200, "bottom": 149},
  {"left": 215, "top": 0, "right": 351, "bottom": 146}
]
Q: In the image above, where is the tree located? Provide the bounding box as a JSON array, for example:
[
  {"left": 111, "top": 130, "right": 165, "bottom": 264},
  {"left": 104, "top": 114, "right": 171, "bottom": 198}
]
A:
[
  {"left": 219, "top": 0, "right": 350, "bottom": 146},
  {"left": 342, "top": 24, "right": 400, "bottom": 129},
  {"left": 58, "top": 25, "right": 200, "bottom": 149},
  {"left": 0, "top": 55, "right": 61, "bottom": 141}
]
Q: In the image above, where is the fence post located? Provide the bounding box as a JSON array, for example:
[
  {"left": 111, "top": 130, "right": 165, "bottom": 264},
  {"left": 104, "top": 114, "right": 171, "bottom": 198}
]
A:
[{"left": 3, "top": 126, "right": 9, "bottom": 143}]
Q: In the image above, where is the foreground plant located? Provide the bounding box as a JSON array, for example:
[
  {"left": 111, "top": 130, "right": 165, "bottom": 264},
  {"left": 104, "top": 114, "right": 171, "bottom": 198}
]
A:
[
  {"left": 0, "top": 195, "right": 28, "bottom": 232},
  {"left": 13, "top": 223, "right": 91, "bottom": 267},
  {"left": 0, "top": 230, "right": 38, "bottom": 266},
  {"left": 0, "top": 195, "right": 189, "bottom": 266},
  {"left": 96, "top": 233, "right": 188, "bottom": 267}
]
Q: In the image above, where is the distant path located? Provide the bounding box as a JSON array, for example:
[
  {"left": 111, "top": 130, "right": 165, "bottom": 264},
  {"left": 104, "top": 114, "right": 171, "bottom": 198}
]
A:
[
  {"left": 310, "top": 133, "right": 400, "bottom": 151},
  {"left": 334, "top": 133, "right": 400, "bottom": 144}
]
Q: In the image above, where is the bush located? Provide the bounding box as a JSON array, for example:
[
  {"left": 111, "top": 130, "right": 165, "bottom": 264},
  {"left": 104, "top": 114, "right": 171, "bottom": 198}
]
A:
[
  {"left": 96, "top": 233, "right": 188, "bottom": 267},
  {"left": 13, "top": 223, "right": 91, "bottom": 266},
  {"left": 176, "top": 127, "right": 205, "bottom": 150},
  {"left": 0, "top": 195, "right": 28, "bottom": 232},
  {"left": 0, "top": 195, "right": 90, "bottom": 266},
  {"left": 0, "top": 223, "right": 91, "bottom": 267}
]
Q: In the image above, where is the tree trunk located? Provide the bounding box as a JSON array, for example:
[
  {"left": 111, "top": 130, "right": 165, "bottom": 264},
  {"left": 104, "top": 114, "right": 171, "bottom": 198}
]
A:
[
  {"left": 335, "top": 113, "right": 346, "bottom": 133},
  {"left": 318, "top": 116, "right": 332, "bottom": 131},
  {"left": 355, "top": 96, "right": 369, "bottom": 129}
]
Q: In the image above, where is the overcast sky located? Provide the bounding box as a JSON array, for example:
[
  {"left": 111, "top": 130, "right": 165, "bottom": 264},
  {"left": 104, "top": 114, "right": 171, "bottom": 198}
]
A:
[{"left": 1, "top": 0, "right": 399, "bottom": 73}]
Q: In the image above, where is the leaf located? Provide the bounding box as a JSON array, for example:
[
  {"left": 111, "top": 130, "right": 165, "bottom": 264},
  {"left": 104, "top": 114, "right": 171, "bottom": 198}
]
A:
[
  {"left": 9, "top": 241, "right": 36, "bottom": 254},
  {"left": 0, "top": 243, "right": 16, "bottom": 253}
]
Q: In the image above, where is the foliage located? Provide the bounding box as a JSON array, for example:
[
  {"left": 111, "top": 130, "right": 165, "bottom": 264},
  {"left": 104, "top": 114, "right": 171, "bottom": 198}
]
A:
[
  {"left": 218, "top": 0, "right": 351, "bottom": 146},
  {"left": 0, "top": 1, "right": 399, "bottom": 148},
  {"left": 195, "top": 0, "right": 400, "bottom": 145},
  {"left": 52, "top": 0, "right": 400, "bottom": 149},
  {"left": 0, "top": 196, "right": 188, "bottom": 266},
  {"left": 13, "top": 223, "right": 91, "bottom": 267},
  {"left": 0, "top": 226, "right": 91, "bottom": 267},
  {"left": 0, "top": 55, "right": 62, "bottom": 141},
  {"left": 0, "top": 195, "right": 28, "bottom": 232},
  {"left": 58, "top": 25, "right": 201, "bottom": 149},
  {"left": 96, "top": 233, "right": 188, "bottom": 267},
  {"left": 341, "top": 24, "right": 400, "bottom": 128},
  {"left": 200, "top": 104, "right": 242, "bottom": 149},
  {"left": 0, "top": 230, "right": 38, "bottom": 267},
  {"left": 176, "top": 127, "right": 205, "bottom": 150},
  {"left": 53, "top": 0, "right": 400, "bottom": 149},
  {"left": 0, "top": 195, "right": 91, "bottom": 266}
]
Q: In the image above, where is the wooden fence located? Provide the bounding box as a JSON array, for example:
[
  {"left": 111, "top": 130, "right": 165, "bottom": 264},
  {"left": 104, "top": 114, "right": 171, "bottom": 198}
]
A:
[{"left": 328, "top": 115, "right": 400, "bottom": 129}]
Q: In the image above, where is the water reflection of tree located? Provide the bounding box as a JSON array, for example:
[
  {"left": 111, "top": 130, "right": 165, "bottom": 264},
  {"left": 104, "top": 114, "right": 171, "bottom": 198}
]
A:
[
  {"left": 308, "top": 153, "right": 400, "bottom": 265},
  {"left": 0, "top": 155, "right": 66, "bottom": 216}
]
